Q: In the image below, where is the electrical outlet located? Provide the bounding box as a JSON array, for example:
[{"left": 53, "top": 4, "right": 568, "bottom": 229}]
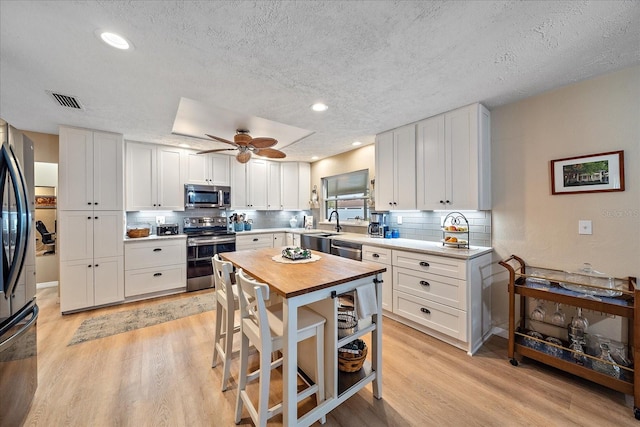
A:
[
  {"left": 156, "top": 216, "right": 165, "bottom": 225},
  {"left": 397, "top": 216, "right": 402, "bottom": 225},
  {"left": 578, "top": 220, "right": 592, "bottom": 235}
]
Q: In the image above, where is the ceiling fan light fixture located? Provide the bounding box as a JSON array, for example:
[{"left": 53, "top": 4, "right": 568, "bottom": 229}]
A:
[
  {"left": 237, "top": 151, "right": 252, "bottom": 163},
  {"left": 311, "top": 103, "right": 328, "bottom": 112}
]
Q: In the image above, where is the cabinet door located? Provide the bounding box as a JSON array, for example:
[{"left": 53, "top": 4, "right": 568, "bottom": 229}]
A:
[
  {"left": 185, "top": 151, "right": 209, "bottom": 185},
  {"left": 230, "top": 162, "right": 248, "bottom": 209},
  {"left": 272, "top": 232, "right": 285, "bottom": 248},
  {"left": 247, "top": 159, "right": 268, "bottom": 209},
  {"left": 58, "top": 211, "right": 94, "bottom": 261},
  {"left": 157, "top": 146, "right": 184, "bottom": 210},
  {"left": 393, "top": 125, "right": 416, "bottom": 210},
  {"left": 380, "top": 267, "right": 393, "bottom": 312},
  {"left": 126, "top": 142, "right": 157, "bottom": 210},
  {"left": 93, "top": 131, "right": 123, "bottom": 210},
  {"left": 375, "top": 131, "right": 394, "bottom": 211},
  {"left": 209, "top": 154, "right": 230, "bottom": 186},
  {"left": 93, "top": 256, "right": 124, "bottom": 306},
  {"left": 416, "top": 115, "right": 446, "bottom": 210},
  {"left": 59, "top": 127, "right": 93, "bottom": 210},
  {"left": 93, "top": 211, "right": 124, "bottom": 259},
  {"left": 267, "top": 161, "right": 281, "bottom": 210},
  {"left": 60, "top": 259, "right": 94, "bottom": 312},
  {"left": 281, "top": 162, "right": 310, "bottom": 210}
]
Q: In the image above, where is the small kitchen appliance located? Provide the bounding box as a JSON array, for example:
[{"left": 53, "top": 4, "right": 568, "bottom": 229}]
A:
[
  {"left": 368, "top": 212, "right": 388, "bottom": 238},
  {"left": 157, "top": 223, "right": 179, "bottom": 235}
]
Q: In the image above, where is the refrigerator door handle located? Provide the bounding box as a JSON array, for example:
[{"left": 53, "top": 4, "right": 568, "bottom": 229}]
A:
[{"left": 0, "top": 300, "right": 38, "bottom": 348}]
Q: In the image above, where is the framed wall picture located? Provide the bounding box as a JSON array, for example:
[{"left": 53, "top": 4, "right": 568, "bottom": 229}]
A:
[
  {"left": 35, "top": 195, "right": 57, "bottom": 208},
  {"left": 550, "top": 150, "right": 624, "bottom": 195}
]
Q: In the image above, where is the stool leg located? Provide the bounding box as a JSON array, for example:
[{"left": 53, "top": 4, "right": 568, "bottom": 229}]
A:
[
  {"left": 221, "top": 300, "right": 235, "bottom": 391},
  {"left": 316, "top": 325, "right": 326, "bottom": 424},
  {"left": 235, "top": 332, "right": 249, "bottom": 424},
  {"left": 257, "top": 345, "right": 271, "bottom": 427},
  {"left": 212, "top": 298, "right": 223, "bottom": 368}
]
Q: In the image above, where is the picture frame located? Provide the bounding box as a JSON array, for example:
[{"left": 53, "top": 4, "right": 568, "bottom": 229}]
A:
[
  {"left": 35, "top": 195, "right": 57, "bottom": 208},
  {"left": 550, "top": 150, "right": 624, "bottom": 195}
]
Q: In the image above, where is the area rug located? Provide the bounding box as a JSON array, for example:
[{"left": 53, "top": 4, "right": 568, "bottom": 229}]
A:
[{"left": 68, "top": 294, "right": 216, "bottom": 346}]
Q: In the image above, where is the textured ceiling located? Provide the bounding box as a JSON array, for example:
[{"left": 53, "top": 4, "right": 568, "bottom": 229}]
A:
[{"left": 1, "top": 1, "right": 639, "bottom": 161}]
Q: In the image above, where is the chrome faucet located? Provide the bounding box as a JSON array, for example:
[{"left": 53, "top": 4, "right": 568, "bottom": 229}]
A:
[{"left": 329, "top": 210, "right": 342, "bottom": 232}]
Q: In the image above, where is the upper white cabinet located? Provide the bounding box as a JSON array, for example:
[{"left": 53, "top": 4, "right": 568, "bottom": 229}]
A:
[
  {"left": 416, "top": 103, "right": 491, "bottom": 211},
  {"left": 375, "top": 124, "right": 416, "bottom": 210},
  {"left": 185, "top": 151, "right": 230, "bottom": 186},
  {"left": 267, "top": 161, "right": 281, "bottom": 210},
  {"left": 231, "top": 158, "right": 270, "bottom": 210},
  {"left": 281, "top": 162, "right": 311, "bottom": 210},
  {"left": 125, "top": 142, "right": 184, "bottom": 211},
  {"left": 58, "top": 126, "right": 123, "bottom": 211}
]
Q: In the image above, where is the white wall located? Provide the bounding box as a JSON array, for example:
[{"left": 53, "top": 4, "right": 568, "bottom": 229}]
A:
[{"left": 490, "top": 66, "right": 640, "bottom": 331}]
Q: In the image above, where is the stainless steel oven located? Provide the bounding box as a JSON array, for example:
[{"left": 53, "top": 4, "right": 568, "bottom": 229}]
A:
[{"left": 184, "top": 216, "right": 235, "bottom": 291}]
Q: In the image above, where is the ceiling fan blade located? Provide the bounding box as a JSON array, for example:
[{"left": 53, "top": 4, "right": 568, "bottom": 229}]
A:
[
  {"left": 249, "top": 137, "right": 278, "bottom": 149},
  {"left": 254, "top": 148, "right": 286, "bottom": 159},
  {"left": 236, "top": 151, "right": 252, "bottom": 163},
  {"left": 205, "top": 134, "right": 237, "bottom": 146},
  {"left": 196, "top": 148, "right": 236, "bottom": 154}
]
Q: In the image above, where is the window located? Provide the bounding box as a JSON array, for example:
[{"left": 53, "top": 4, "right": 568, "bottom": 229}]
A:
[{"left": 323, "top": 169, "right": 369, "bottom": 222}]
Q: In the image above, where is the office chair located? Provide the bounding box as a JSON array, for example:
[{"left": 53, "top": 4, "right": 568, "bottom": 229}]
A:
[{"left": 36, "top": 220, "right": 55, "bottom": 255}]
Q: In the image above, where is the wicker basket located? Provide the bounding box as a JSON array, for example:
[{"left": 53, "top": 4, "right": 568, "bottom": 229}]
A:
[
  {"left": 127, "top": 228, "right": 150, "bottom": 238},
  {"left": 338, "top": 342, "right": 368, "bottom": 373}
]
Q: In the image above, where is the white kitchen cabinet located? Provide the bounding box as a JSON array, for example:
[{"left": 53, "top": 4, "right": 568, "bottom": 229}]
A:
[
  {"left": 281, "top": 162, "right": 311, "bottom": 210},
  {"left": 231, "top": 159, "right": 270, "bottom": 210},
  {"left": 416, "top": 103, "right": 491, "bottom": 210},
  {"left": 267, "top": 161, "right": 282, "bottom": 210},
  {"left": 375, "top": 124, "right": 416, "bottom": 210},
  {"left": 272, "top": 232, "right": 285, "bottom": 247},
  {"left": 390, "top": 249, "right": 492, "bottom": 355},
  {"left": 58, "top": 126, "right": 123, "bottom": 211},
  {"left": 58, "top": 210, "right": 124, "bottom": 312},
  {"left": 285, "top": 232, "right": 301, "bottom": 247},
  {"left": 236, "top": 233, "right": 275, "bottom": 251},
  {"left": 185, "top": 151, "right": 230, "bottom": 186},
  {"left": 124, "top": 238, "right": 186, "bottom": 297},
  {"left": 60, "top": 256, "right": 124, "bottom": 312},
  {"left": 126, "top": 142, "right": 184, "bottom": 211},
  {"left": 362, "top": 245, "right": 393, "bottom": 312}
]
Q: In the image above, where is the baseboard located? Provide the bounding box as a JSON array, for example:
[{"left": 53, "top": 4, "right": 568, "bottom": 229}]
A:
[
  {"left": 491, "top": 326, "right": 508, "bottom": 339},
  {"left": 37, "top": 281, "right": 58, "bottom": 289}
]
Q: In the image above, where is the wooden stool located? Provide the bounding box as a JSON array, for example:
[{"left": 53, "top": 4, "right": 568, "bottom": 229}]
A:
[
  {"left": 211, "top": 254, "right": 240, "bottom": 391},
  {"left": 234, "top": 269, "right": 326, "bottom": 426}
]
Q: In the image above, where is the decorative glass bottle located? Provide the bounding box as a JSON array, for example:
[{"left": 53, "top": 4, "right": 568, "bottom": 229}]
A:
[{"left": 592, "top": 343, "right": 621, "bottom": 379}]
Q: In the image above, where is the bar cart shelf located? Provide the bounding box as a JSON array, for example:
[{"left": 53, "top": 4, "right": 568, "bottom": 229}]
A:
[{"left": 499, "top": 255, "right": 639, "bottom": 420}]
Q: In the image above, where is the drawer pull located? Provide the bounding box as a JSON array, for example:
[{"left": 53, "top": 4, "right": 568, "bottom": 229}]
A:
[
  {"left": 419, "top": 261, "right": 430, "bottom": 267},
  {"left": 420, "top": 307, "right": 431, "bottom": 315},
  {"left": 153, "top": 272, "right": 163, "bottom": 277},
  {"left": 253, "top": 238, "right": 258, "bottom": 242},
  {"left": 373, "top": 278, "right": 384, "bottom": 284},
  {"left": 420, "top": 280, "right": 430, "bottom": 286},
  {"left": 372, "top": 253, "right": 380, "bottom": 258},
  {"left": 153, "top": 248, "right": 162, "bottom": 252}
]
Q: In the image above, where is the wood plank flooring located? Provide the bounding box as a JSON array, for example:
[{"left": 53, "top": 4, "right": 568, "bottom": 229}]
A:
[{"left": 23, "top": 287, "right": 636, "bottom": 426}]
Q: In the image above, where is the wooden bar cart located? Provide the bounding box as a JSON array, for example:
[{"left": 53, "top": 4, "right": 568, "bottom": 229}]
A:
[{"left": 499, "top": 255, "right": 639, "bottom": 420}]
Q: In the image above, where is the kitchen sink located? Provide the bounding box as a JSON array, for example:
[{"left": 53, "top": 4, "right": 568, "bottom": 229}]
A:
[{"left": 300, "top": 233, "right": 338, "bottom": 253}]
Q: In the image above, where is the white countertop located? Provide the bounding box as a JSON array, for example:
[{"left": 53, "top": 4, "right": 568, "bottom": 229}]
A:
[{"left": 123, "top": 234, "right": 186, "bottom": 243}]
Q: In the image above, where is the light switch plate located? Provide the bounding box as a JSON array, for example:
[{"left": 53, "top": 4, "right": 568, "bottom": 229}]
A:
[
  {"left": 578, "top": 220, "right": 592, "bottom": 235},
  {"left": 397, "top": 216, "right": 402, "bottom": 225},
  {"left": 156, "top": 216, "right": 165, "bottom": 225}
]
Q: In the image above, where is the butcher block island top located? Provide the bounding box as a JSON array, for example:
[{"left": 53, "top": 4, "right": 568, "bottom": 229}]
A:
[{"left": 222, "top": 247, "right": 387, "bottom": 298}]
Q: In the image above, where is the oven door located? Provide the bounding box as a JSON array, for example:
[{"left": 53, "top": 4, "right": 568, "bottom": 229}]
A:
[{"left": 186, "top": 240, "right": 236, "bottom": 291}]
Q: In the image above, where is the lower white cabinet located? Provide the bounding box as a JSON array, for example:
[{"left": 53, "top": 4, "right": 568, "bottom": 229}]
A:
[
  {"left": 236, "top": 233, "right": 274, "bottom": 251},
  {"left": 388, "top": 248, "right": 492, "bottom": 355},
  {"left": 285, "top": 232, "right": 301, "bottom": 247},
  {"left": 272, "top": 232, "right": 285, "bottom": 248},
  {"left": 124, "top": 238, "right": 186, "bottom": 298},
  {"left": 362, "top": 245, "right": 393, "bottom": 312},
  {"left": 60, "top": 257, "right": 124, "bottom": 312}
]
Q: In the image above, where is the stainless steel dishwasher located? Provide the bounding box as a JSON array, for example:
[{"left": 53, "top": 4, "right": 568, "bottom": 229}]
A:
[{"left": 330, "top": 239, "right": 362, "bottom": 261}]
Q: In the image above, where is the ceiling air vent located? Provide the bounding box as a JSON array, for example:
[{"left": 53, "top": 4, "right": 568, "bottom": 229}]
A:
[{"left": 46, "top": 91, "right": 84, "bottom": 110}]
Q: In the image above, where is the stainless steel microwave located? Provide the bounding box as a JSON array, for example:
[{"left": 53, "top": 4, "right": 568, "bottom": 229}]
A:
[{"left": 185, "top": 184, "right": 231, "bottom": 209}]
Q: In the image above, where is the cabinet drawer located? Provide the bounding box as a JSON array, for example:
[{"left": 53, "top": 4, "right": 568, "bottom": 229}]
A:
[
  {"left": 362, "top": 245, "right": 392, "bottom": 264},
  {"left": 392, "top": 249, "right": 465, "bottom": 280},
  {"left": 393, "top": 291, "right": 467, "bottom": 341},
  {"left": 125, "top": 265, "right": 186, "bottom": 297},
  {"left": 393, "top": 266, "right": 466, "bottom": 310},
  {"left": 236, "top": 233, "right": 273, "bottom": 250},
  {"left": 125, "top": 239, "right": 186, "bottom": 270}
]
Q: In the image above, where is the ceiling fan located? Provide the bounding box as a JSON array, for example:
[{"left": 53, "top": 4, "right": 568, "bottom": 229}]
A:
[{"left": 197, "top": 129, "right": 286, "bottom": 163}]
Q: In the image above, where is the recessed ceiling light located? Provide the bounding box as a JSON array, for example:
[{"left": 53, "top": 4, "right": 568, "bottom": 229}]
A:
[
  {"left": 311, "top": 156, "right": 319, "bottom": 160},
  {"left": 99, "top": 31, "right": 131, "bottom": 50},
  {"left": 352, "top": 141, "right": 362, "bottom": 146},
  {"left": 311, "top": 103, "right": 328, "bottom": 112},
  {"left": 179, "top": 143, "right": 190, "bottom": 148}
]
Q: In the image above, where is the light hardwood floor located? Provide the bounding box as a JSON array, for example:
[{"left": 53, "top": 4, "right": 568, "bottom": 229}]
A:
[{"left": 23, "top": 286, "right": 636, "bottom": 426}]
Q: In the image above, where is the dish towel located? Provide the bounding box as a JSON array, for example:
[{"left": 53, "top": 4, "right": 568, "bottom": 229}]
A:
[{"left": 356, "top": 283, "right": 378, "bottom": 319}]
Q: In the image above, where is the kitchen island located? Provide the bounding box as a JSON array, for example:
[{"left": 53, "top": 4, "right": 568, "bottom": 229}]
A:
[{"left": 221, "top": 247, "right": 386, "bottom": 426}]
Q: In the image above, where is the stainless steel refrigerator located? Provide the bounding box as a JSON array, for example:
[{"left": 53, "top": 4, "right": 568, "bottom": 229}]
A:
[{"left": 0, "top": 118, "right": 38, "bottom": 427}]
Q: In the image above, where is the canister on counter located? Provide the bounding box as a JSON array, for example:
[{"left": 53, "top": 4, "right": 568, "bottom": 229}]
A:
[{"left": 392, "top": 229, "right": 399, "bottom": 238}]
